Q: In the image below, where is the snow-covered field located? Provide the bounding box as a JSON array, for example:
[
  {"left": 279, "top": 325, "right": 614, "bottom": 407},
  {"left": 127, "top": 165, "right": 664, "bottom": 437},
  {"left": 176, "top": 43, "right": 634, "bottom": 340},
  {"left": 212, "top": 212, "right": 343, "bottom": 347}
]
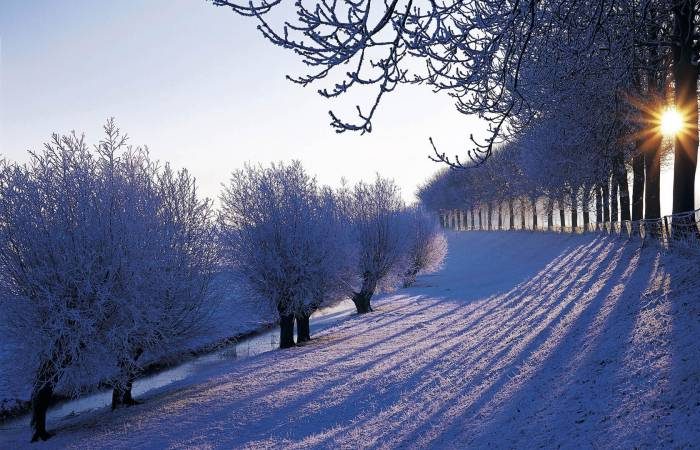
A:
[{"left": 2, "top": 231, "right": 699, "bottom": 448}]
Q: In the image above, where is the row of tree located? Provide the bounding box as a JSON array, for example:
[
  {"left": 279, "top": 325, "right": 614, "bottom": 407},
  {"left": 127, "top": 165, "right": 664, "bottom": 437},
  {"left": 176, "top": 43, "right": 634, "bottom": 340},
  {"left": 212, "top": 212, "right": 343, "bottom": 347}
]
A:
[
  {"left": 219, "top": 161, "right": 447, "bottom": 348},
  {"left": 416, "top": 131, "right": 682, "bottom": 237},
  {"left": 210, "top": 0, "right": 700, "bottom": 237},
  {"left": 0, "top": 122, "right": 446, "bottom": 442}
]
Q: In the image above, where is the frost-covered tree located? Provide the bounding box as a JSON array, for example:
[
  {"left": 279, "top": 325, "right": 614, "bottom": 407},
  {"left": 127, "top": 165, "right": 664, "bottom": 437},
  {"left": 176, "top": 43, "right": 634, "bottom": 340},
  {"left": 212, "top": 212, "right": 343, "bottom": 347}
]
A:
[
  {"left": 347, "top": 176, "right": 408, "bottom": 313},
  {"left": 213, "top": 0, "right": 700, "bottom": 236},
  {"left": 107, "top": 150, "right": 218, "bottom": 410},
  {"left": 218, "top": 161, "right": 356, "bottom": 348},
  {"left": 0, "top": 121, "right": 217, "bottom": 442},
  {"left": 296, "top": 186, "right": 357, "bottom": 341},
  {"left": 402, "top": 207, "right": 447, "bottom": 287},
  {"left": 0, "top": 132, "right": 118, "bottom": 442}
]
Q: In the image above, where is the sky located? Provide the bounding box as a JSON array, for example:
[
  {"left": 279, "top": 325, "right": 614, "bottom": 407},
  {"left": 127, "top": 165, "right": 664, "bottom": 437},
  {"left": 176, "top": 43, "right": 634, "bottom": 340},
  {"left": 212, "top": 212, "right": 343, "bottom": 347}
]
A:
[{"left": 0, "top": 0, "right": 485, "bottom": 203}]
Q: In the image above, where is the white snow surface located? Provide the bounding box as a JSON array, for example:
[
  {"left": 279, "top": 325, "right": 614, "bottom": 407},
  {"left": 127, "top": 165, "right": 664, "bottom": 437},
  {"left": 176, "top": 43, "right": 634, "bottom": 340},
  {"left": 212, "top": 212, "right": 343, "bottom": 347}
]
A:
[{"left": 2, "top": 231, "right": 699, "bottom": 448}]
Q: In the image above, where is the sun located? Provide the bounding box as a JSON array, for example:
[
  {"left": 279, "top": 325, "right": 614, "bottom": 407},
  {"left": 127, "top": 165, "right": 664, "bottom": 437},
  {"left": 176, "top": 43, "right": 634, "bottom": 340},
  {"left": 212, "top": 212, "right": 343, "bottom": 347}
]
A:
[{"left": 660, "top": 107, "right": 684, "bottom": 136}]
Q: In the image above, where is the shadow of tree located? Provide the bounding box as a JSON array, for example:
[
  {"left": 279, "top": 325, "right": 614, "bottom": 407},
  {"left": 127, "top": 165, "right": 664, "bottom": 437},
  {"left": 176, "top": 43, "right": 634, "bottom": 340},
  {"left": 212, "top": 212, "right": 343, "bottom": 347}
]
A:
[{"left": 13, "top": 235, "right": 700, "bottom": 449}]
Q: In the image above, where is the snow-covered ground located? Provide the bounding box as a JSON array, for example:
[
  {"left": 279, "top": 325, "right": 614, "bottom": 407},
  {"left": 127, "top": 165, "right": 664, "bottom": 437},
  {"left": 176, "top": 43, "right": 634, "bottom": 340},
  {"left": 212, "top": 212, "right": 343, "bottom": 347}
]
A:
[{"left": 2, "top": 231, "right": 699, "bottom": 448}]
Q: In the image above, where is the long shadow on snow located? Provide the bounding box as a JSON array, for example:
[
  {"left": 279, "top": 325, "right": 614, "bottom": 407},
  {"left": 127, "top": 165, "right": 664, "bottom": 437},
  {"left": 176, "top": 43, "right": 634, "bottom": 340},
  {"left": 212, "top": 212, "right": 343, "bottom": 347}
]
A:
[
  {"left": 319, "top": 238, "right": 622, "bottom": 448},
  {"left": 9, "top": 233, "right": 605, "bottom": 446},
  {"left": 209, "top": 237, "right": 601, "bottom": 444},
  {"left": 436, "top": 241, "right": 656, "bottom": 447},
  {"left": 653, "top": 248, "right": 700, "bottom": 446},
  {"left": 268, "top": 238, "right": 610, "bottom": 446}
]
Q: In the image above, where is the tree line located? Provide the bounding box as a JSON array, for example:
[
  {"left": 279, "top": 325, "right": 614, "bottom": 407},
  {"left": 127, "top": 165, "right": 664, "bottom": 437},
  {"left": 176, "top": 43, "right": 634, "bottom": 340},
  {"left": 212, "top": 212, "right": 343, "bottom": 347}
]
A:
[
  {"left": 416, "top": 131, "right": 699, "bottom": 241},
  {"left": 0, "top": 122, "right": 446, "bottom": 442},
  {"left": 209, "top": 0, "right": 700, "bottom": 238}
]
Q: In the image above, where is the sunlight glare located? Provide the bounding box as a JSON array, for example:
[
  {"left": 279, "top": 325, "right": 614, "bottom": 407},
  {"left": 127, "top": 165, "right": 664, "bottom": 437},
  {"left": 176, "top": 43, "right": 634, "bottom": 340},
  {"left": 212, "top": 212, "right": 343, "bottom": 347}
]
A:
[{"left": 660, "top": 108, "right": 683, "bottom": 136}]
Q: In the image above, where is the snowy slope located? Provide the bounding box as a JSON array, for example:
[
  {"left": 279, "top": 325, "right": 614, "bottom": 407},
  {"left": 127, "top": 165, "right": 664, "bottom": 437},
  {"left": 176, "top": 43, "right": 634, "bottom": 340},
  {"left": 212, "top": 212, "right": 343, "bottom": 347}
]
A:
[{"left": 2, "top": 231, "right": 699, "bottom": 448}]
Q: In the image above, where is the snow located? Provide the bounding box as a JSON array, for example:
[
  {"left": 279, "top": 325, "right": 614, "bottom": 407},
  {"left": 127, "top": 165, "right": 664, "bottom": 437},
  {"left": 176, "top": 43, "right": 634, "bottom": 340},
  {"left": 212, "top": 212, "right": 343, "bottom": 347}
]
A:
[{"left": 2, "top": 231, "right": 699, "bottom": 448}]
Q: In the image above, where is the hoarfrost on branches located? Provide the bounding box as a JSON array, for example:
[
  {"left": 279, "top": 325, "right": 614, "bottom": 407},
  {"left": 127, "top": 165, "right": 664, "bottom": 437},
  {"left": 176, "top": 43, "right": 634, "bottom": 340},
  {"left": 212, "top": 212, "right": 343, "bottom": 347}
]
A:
[
  {"left": 218, "top": 161, "right": 357, "bottom": 347},
  {"left": 0, "top": 120, "right": 217, "bottom": 441}
]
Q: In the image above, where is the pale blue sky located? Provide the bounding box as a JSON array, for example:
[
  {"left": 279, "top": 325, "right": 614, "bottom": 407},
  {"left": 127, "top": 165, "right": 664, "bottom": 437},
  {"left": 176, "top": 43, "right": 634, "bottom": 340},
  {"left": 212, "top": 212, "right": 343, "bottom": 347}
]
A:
[{"left": 0, "top": 0, "right": 484, "bottom": 202}]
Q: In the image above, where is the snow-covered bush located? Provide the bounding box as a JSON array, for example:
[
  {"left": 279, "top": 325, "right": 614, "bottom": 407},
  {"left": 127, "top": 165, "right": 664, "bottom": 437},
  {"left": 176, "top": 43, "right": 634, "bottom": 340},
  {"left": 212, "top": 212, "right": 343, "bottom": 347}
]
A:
[
  {"left": 347, "top": 176, "right": 409, "bottom": 313},
  {"left": 401, "top": 208, "right": 448, "bottom": 287},
  {"left": 218, "top": 161, "right": 356, "bottom": 348},
  {"left": 0, "top": 121, "right": 217, "bottom": 441}
]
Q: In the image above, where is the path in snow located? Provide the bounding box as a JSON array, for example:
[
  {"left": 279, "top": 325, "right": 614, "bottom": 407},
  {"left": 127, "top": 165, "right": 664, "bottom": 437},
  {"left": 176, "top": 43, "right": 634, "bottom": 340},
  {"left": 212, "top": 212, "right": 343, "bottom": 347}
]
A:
[{"left": 2, "top": 231, "right": 699, "bottom": 448}]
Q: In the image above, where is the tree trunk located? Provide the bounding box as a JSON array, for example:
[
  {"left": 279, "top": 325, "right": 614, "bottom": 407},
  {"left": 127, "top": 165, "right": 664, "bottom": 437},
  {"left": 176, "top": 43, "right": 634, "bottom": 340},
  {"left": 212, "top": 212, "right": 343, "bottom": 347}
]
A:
[
  {"left": 643, "top": 151, "right": 661, "bottom": 220},
  {"left": 486, "top": 202, "right": 492, "bottom": 230},
  {"left": 296, "top": 313, "right": 311, "bottom": 343},
  {"left": 31, "top": 361, "right": 56, "bottom": 442},
  {"left": 547, "top": 198, "right": 553, "bottom": 231},
  {"left": 595, "top": 186, "right": 603, "bottom": 229},
  {"left": 470, "top": 207, "right": 475, "bottom": 230},
  {"left": 531, "top": 197, "right": 538, "bottom": 230},
  {"left": 520, "top": 199, "right": 526, "bottom": 229},
  {"left": 631, "top": 154, "right": 644, "bottom": 221},
  {"left": 112, "top": 349, "right": 143, "bottom": 410},
  {"left": 583, "top": 188, "right": 590, "bottom": 231},
  {"left": 497, "top": 202, "right": 503, "bottom": 230},
  {"left": 112, "top": 381, "right": 141, "bottom": 409},
  {"left": 611, "top": 179, "right": 619, "bottom": 223},
  {"left": 559, "top": 199, "right": 566, "bottom": 229},
  {"left": 352, "top": 276, "right": 376, "bottom": 314},
  {"left": 615, "top": 158, "right": 631, "bottom": 222},
  {"left": 640, "top": 9, "right": 662, "bottom": 224},
  {"left": 31, "top": 384, "right": 53, "bottom": 442},
  {"left": 279, "top": 313, "right": 296, "bottom": 348},
  {"left": 571, "top": 190, "right": 578, "bottom": 229},
  {"left": 602, "top": 181, "right": 611, "bottom": 224},
  {"left": 509, "top": 199, "right": 515, "bottom": 230},
  {"left": 478, "top": 208, "right": 482, "bottom": 230},
  {"left": 672, "top": 0, "right": 699, "bottom": 239},
  {"left": 352, "top": 291, "right": 373, "bottom": 314}
]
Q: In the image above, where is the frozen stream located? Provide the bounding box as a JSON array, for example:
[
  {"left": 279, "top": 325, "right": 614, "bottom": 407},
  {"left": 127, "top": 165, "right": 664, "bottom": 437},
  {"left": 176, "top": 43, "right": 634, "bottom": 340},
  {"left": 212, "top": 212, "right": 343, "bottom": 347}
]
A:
[{"left": 0, "top": 299, "right": 356, "bottom": 432}]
